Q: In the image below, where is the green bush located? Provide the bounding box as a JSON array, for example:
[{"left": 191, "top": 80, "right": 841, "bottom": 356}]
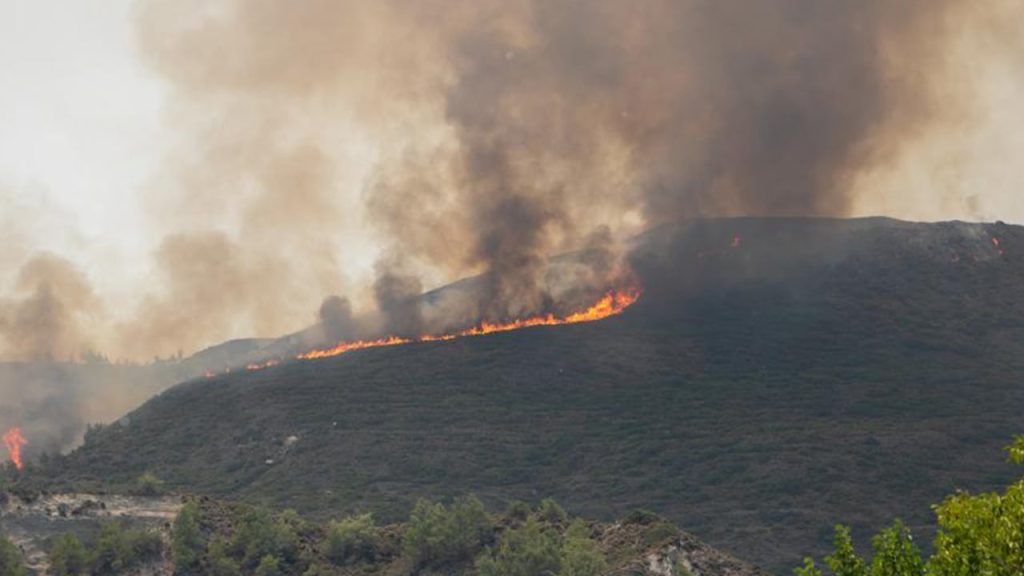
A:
[
  {"left": 505, "top": 500, "right": 532, "bottom": 522},
  {"left": 172, "top": 501, "right": 204, "bottom": 569},
  {"left": 227, "top": 508, "right": 299, "bottom": 569},
  {"left": 326, "top": 512, "right": 379, "bottom": 565},
  {"left": 91, "top": 521, "right": 163, "bottom": 574},
  {"left": 798, "top": 436, "right": 1024, "bottom": 575},
  {"left": 49, "top": 533, "right": 88, "bottom": 576},
  {"left": 403, "top": 495, "right": 492, "bottom": 569},
  {"left": 134, "top": 472, "right": 165, "bottom": 496},
  {"left": 559, "top": 521, "right": 607, "bottom": 576},
  {"left": 475, "top": 518, "right": 607, "bottom": 576},
  {"left": 476, "top": 518, "right": 561, "bottom": 576},
  {"left": 0, "top": 533, "right": 28, "bottom": 576},
  {"left": 207, "top": 539, "right": 241, "bottom": 576},
  {"left": 255, "top": 554, "right": 283, "bottom": 576},
  {"left": 538, "top": 498, "right": 568, "bottom": 524}
]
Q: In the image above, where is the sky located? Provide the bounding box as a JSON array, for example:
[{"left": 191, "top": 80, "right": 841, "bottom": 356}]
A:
[
  {"left": 2, "top": 0, "right": 1024, "bottom": 361},
  {"left": 1, "top": 0, "right": 163, "bottom": 291}
]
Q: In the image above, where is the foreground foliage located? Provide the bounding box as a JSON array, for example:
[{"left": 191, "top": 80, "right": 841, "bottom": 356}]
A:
[
  {"left": 48, "top": 521, "right": 162, "bottom": 575},
  {"left": 797, "top": 436, "right": 1024, "bottom": 575},
  {"left": 0, "top": 532, "right": 28, "bottom": 576}
]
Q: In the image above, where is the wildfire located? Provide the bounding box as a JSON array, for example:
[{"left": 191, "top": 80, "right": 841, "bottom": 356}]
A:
[
  {"left": 3, "top": 427, "right": 27, "bottom": 471},
  {"left": 298, "top": 286, "right": 641, "bottom": 361},
  {"left": 993, "top": 237, "right": 1005, "bottom": 256},
  {"left": 246, "top": 359, "right": 280, "bottom": 371}
]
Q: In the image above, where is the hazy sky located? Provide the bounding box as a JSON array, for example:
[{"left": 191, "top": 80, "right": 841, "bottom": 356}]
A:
[
  {"left": 2, "top": 0, "right": 164, "bottom": 294},
  {"left": 3, "top": 0, "right": 1024, "bottom": 361}
]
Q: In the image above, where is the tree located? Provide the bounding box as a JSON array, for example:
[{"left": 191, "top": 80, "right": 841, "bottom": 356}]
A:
[
  {"left": 476, "top": 518, "right": 607, "bottom": 576},
  {"left": 0, "top": 533, "right": 27, "bottom": 576},
  {"left": 134, "top": 472, "right": 165, "bottom": 496},
  {"left": 403, "top": 496, "right": 492, "bottom": 569},
  {"left": 825, "top": 525, "right": 866, "bottom": 576},
  {"left": 172, "top": 502, "right": 204, "bottom": 570},
  {"left": 255, "top": 554, "right": 282, "bottom": 576},
  {"left": 326, "top": 512, "right": 379, "bottom": 565},
  {"left": 48, "top": 533, "right": 88, "bottom": 576},
  {"left": 476, "top": 518, "right": 561, "bottom": 576},
  {"left": 559, "top": 521, "right": 607, "bottom": 576},
  {"left": 797, "top": 436, "right": 1024, "bottom": 575}
]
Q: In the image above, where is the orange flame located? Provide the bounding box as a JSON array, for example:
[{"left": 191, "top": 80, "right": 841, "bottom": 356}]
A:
[
  {"left": 298, "top": 286, "right": 641, "bottom": 361},
  {"left": 246, "top": 359, "right": 280, "bottom": 371},
  {"left": 3, "top": 427, "right": 27, "bottom": 470}
]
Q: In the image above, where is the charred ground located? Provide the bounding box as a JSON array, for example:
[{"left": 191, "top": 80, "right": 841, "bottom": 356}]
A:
[{"left": 38, "top": 217, "right": 1024, "bottom": 573}]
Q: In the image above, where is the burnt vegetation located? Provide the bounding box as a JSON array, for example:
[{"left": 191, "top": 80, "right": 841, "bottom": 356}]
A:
[{"left": 33, "top": 218, "right": 1024, "bottom": 573}]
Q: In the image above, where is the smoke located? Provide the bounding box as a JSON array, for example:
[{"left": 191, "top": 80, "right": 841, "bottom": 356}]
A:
[
  {"left": 318, "top": 295, "right": 355, "bottom": 342},
  {"left": 2, "top": 0, "right": 1021, "bottom": 357},
  {"left": 372, "top": 258, "right": 425, "bottom": 337},
  {"left": 0, "top": 253, "right": 99, "bottom": 362}
]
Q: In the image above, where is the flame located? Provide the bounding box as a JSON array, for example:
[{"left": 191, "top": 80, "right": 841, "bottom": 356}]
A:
[
  {"left": 246, "top": 359, "right": 280, "bottom": 371},
  {"left": 298, "top": 286, "right": 641, "bottom": 361},
  {"left": 993, "top": 237, "right": 1005, "bottom": 256},
  {"left": 3, "top": 427, "right": 27, "bottom": 470}
]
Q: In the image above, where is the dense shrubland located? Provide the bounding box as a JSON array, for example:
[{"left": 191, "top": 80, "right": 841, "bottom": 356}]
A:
[
  {"left": 48, "top": 520, "right": 163, "bottom": 575},
  {"left": 159, "top": 495, "right": 610, "bottom": 576}
]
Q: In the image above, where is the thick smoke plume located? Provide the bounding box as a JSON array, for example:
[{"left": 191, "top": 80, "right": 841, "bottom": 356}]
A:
[{"left": 84, "top": 0, "right": 1024, "bottom": 349}]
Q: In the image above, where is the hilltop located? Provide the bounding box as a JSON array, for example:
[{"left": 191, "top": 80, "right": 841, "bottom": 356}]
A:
[{"left": 39, "top": 217, "right": 1024, "bottom": 573}]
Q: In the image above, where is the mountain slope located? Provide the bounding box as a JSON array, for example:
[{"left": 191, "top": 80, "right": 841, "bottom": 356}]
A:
[{"left": 45, "top": 217, "right": 1024, "bottom": 573}]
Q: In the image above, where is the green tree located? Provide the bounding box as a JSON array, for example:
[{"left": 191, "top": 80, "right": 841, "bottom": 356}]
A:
[
  {"left": 207, "top": 539, "right": 241, "bottom": 576},
  {"left": 228, "top": 508, "right": 299, "bottom": 569},
  {"left": 403, "top": 496, "right": 492, "bottom": 569},
  {"left": 476, "top": 518, "right": 561, "bottom": 576},
  {"left": 538, "top": 498, "right": 568, "bottom": 524},
  {"left": 326, "top": 512, "right": 379, "bottom": 565},
  {"left": 559, "top": 521, "right": 607, "bottom": 576},
  {"left": 797, "top": 437, "right": 1024, "bottom": 575},
  {"left": 825, "top": 525, "right": 866, "bottom": 576},
  {"left": 0, "top": 533, "right": 28, "bottom": 576},
  {"left": 49, "top": 533, "right": 88, "bottom": 576},
  {"left": 869, "top": 521, "right": 923, "bottom": 576},
  {"left": 134, "top": 472, "right": 165, "bottom": 496},
  {"left": 90, "top": 521, "right": 163, "bottom": 574},
  {"left": 255, "top": 554, "right": 282, "bottom": 576},
  {"left": 172, "top": 502, "right": 204, "bottom": 570}
]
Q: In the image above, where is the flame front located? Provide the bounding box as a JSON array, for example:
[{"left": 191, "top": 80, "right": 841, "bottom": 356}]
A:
[
  {"left": 298, "top": 286, "right": 641, "bottom": 361},
  {"left": 3, "top": 427, "right": 27, "bottom": 470}
]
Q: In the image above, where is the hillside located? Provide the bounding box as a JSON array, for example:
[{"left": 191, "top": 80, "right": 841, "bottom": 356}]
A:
[{"left": 40, "top": 217, "right": 1024, "bottom": 573}]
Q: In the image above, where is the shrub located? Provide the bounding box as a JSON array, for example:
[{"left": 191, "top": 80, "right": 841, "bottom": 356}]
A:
[
  {"left": 207, "top": 539, "right": 241, "bottom": 576},
  {"left": 798, "top": 436, "right": 1024, "bottom": 575},
  {"left": 476, "top": 518, "right": 561, "bottom": 576},
  {"left": 49, "top": 533, "right": 88, "bottom": 576},
  {"left": 403, "top": 495, "right": 492, "bottom": 569},
  {"left": 172, "top": 502, "right": 204, "bottom": 570},
  {"left": 90, "top": 521, "right": 163, "bottom": 574},
  {"left": 476, "top": 518, "right": 607, "bottom": 576},
  {"left": 0, "top": 533, "right": 28, "bottom": 576},
  {"left": 326, "top": 512, "right": 379, "bottom": 565},
  {"left": 228, "top": 508, "right": 299, "bottom": 569},
  {"left": 559, "top": 521, "right": 607, "bottom": 576},
  {"left": 134, "top": 472, "right": 165, "bottom": 496},
  {"left": 255, "top": 554, "right": 283, "bottom": 576},
  {"left": 505, "top": 500, "right": 532, "bottom": 522},
  {"left": 538, "top": 498, "right": 568, "bottom": 524}
]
